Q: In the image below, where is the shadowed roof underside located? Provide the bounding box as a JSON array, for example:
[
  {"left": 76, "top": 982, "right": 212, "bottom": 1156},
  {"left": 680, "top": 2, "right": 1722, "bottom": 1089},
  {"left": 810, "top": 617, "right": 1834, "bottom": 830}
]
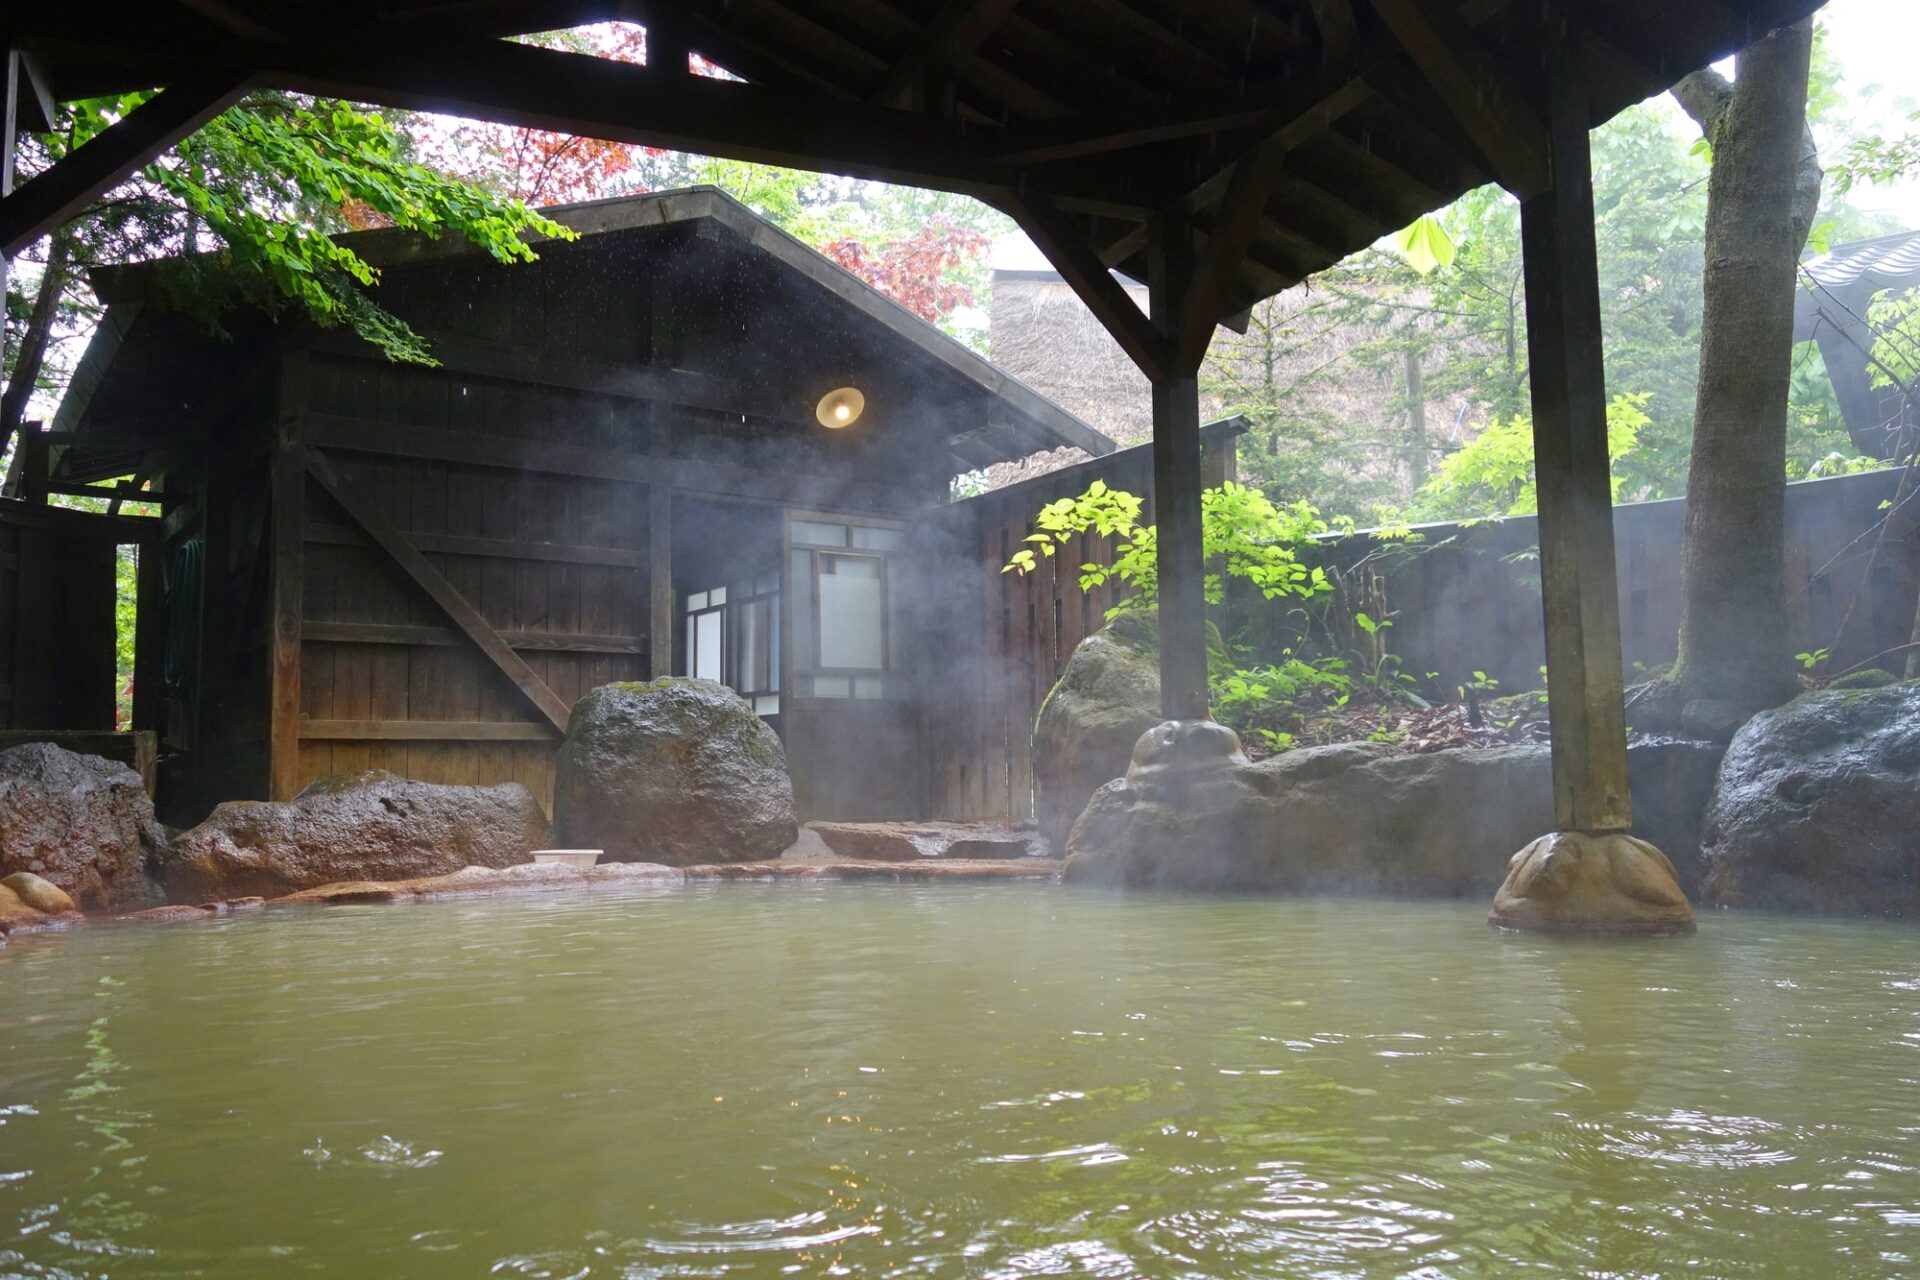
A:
[{"left": 12, "top": 0, "right": 1827, "bottom": 340}]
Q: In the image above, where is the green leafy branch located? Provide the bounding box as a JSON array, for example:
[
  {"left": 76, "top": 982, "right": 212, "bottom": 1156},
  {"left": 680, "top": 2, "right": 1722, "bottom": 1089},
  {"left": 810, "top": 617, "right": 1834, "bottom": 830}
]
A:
[{"left": 1003, "top": 478, "right": 1332, "bottom": 611}]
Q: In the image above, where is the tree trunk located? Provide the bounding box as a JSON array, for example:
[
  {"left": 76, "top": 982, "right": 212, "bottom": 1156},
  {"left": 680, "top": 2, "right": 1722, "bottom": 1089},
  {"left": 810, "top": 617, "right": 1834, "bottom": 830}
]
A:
[
  {"left": 1404, "top": 347, "right": 1428, "bottom": 486},
  {"left": 0, "top": 231, "right": 71, "bottom": 469},
  {"left": 1665, "top": 20, "right": 1820, "bottom": 715}
]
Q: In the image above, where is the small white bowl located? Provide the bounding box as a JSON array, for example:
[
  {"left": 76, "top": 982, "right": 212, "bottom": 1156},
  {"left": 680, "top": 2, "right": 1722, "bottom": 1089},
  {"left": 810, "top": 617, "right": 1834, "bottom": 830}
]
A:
[{"left": 531, "top": 849, "right": 603, "bottom": 869}]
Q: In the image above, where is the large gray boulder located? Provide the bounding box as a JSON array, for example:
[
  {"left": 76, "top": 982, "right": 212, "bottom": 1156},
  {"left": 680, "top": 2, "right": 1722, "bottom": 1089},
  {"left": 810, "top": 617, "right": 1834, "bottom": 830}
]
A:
[
  {"left": 554, "top": 679, "right": 796, "bottom": 865},
  {"left": 0, "top": 742, "right": 166, "bottom": 911},
  {"left": 1032, "top": 609, "right": 1226, "bottom": 850},
  {"left": 164, "top": 770, "right": 546, "bottom": 902},
  {"left": 1065, "top": 729, "right": 1720, "bottom": 898},
  {"left": 1700, "top": 680, "right": 1920, "bottom": 915}
]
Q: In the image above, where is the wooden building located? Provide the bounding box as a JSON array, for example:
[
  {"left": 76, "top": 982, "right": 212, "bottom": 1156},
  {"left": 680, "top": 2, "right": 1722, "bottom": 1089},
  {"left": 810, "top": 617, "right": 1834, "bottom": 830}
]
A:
[{"left": 41, "top": 187, "right": 1114, "bottom": 823}]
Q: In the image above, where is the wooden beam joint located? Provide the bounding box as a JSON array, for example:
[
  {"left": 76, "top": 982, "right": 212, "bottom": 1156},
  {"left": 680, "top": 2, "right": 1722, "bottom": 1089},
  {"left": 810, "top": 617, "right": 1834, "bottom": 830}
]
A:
[{"left": 1369, "top": 0, "right": 1550, "bottom": 199}]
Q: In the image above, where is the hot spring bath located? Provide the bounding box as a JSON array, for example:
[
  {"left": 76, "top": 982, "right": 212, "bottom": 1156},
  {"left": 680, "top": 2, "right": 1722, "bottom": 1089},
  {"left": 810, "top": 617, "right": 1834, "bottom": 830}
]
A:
[{"left": 3, "top": 884, "right": 1917, "bottom": 1278}]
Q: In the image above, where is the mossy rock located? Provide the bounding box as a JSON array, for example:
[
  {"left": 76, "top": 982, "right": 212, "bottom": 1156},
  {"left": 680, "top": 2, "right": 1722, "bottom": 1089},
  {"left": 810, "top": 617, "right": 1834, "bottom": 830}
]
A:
[
  {"left": 1702, "top": 678, "right": 1920, "bottom": 914},
  {"left": 1826, "top": 668, "right": 1899, "bottom": 691},
  {"left": 1030, "top": 606, "right": 1228, "bottom": 851},
  {"left": 554, "top": 679, "right": 797, "bottom": 865},
  {"left": 164, "top": 770, "right": 546, "bottom": 903}
]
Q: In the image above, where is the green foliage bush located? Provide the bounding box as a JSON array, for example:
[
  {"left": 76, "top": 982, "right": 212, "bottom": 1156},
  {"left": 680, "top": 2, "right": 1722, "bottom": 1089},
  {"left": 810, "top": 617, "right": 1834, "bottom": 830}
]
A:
[{"left": 1004, "top": 480, "right": 1418, "bottom": 752}]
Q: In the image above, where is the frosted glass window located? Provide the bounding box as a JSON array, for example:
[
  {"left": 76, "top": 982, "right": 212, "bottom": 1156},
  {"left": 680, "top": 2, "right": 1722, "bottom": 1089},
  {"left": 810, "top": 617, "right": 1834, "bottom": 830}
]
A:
[
  {"left": 691, "top": 609, "right": 723, "bottom": 682},
  {"left": 753, "top": 695, "right": 781, "bottom": 716},
  {"left": 791, "top": 520, "right": 848, "bottom": 547},
  {"left": 687, "top": 590, "right": 708, "bottom": 611},
  {"left": 789, "top": 549, "right": 815, "bottom": 669},
  {"left": 851, "top": 526, "right": 904, "bottom": 552},
  {"left": 736, "top": 596, "right": 774, "bottom": 694},
  {"left": 817, "top": 554, "right": 884, "bottom": 670},
  {"left": 810, "top": 676, "right": 850, "bottom": 698}
]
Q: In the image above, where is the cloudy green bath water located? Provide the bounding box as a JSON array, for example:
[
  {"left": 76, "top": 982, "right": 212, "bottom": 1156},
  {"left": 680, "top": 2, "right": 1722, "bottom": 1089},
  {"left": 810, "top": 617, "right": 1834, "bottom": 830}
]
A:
[{"left": 3, "top": 885, "right": 1918, "bottom": 1278}]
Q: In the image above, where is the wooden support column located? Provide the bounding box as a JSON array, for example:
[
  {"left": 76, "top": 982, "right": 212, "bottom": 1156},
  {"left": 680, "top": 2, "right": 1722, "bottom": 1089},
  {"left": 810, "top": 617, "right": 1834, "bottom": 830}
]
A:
[
  {"left": 650, "top": 483, "right": 673, "bottom": 678},
  {"left": 1518, "top": 2, "right": 1632, "bottom": 833},
  {"left": 648, "top": 392, "right": 674, "bottom": 679},
  {"left": 131, "top": 528, "right": 164, "bottom": 734},
  {"left": 1147, "top": 214, "right": 1210, "bottom": 721},
  {"left": 268, "top": 440, "right": 306, "bottom": 799},
  {"left": 2, "top": 48, "right": 18, "bottom": 311},
  {"left": 268, "top": 355, "right": 308, "bottom": 800}
]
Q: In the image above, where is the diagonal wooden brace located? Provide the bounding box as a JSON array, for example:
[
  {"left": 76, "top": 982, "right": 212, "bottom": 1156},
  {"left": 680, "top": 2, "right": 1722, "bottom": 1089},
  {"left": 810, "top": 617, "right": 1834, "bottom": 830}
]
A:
[{"left": 304, "top": 447, "right": 572, "bottom": 734}]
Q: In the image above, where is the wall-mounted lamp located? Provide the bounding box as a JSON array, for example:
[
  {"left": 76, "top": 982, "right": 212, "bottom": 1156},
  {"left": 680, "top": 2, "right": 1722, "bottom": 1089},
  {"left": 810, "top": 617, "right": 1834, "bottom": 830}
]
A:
[{"left": 815, "top": 386, "right": 865, "bottom": 429}]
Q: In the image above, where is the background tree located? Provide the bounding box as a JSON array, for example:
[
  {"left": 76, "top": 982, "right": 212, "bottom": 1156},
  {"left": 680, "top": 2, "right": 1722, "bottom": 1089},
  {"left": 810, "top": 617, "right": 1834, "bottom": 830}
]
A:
[
  {"left": 1658, "top": 18, "right": 1824, "bottom": 721},
  {"left": 1204, "top": 73, "right": 1880, "bottom": 526}
]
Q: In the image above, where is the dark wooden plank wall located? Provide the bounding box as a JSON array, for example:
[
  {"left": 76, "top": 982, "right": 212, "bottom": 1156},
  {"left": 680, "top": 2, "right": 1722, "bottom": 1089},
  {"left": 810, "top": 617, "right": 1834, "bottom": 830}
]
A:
[
  {"left": 293, "top": 353, "right": 653, "bottom": 811},
  {"left": 1278, "top": 468, "right": 1919, "bottom": 697},
  {"left": 927, "top": 435, "right": 1236, "bottom": 821},
  {"left": 0, "top": 504, "right": 120, "bottom": 731}
]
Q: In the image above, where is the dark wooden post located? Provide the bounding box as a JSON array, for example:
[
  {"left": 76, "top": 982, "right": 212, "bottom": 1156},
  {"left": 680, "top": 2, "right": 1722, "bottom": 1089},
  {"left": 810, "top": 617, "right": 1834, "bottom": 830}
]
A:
[
  {"left": 1, "top": 48, "right": 18, "bottom": 311},
  {"left": 131, "top": 528, "right": 164, "bottom": 733},
  {"left": 1147, "top": 215, "right": 1210, "bottom": 720},
  {"left": 268, "top": 355, "right": 309, "bottom": 801},
  {"left": 648, "top": 398, "right": 673, "bottom": 680},
  {"left": 1517, "top": 4, "right": 1632, "bottom": 833},
  {"left": 649, "top": 483, "right": 673, "bottom": 679}
]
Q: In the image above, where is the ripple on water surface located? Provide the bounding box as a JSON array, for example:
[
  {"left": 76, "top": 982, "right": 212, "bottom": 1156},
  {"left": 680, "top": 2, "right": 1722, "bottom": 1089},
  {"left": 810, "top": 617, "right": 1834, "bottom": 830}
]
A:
[{"left": 2, "top": 885, "right": 1919, "bottom": 1278}]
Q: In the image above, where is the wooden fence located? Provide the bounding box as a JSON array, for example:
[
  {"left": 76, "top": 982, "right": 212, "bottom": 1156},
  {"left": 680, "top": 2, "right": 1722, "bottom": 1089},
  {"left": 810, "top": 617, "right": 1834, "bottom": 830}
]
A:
[
  {"left": 1285, "top": 468, "right": 1918, "bottom": 696},
  {"left": 0, "top": 498, "right": 152, "bottom": 733},
  {"left": 925, "top": 421, "right": 1242, "bottom": 820},
  {"left": 931, "top": 458, "right": 1916, "bottom": 823}
]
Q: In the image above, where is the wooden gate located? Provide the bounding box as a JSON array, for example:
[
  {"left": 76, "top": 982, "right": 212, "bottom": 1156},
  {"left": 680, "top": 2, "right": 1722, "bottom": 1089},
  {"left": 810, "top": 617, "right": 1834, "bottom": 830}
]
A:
[
  {"left": 274, "top": 352, "right": 659, "bottom": 808},
  {"left": 925, "top": 421, "right": 1244, "bottom": 820},
  {"left": 0, "top": 498, "right": 147, "bottom": 732}
]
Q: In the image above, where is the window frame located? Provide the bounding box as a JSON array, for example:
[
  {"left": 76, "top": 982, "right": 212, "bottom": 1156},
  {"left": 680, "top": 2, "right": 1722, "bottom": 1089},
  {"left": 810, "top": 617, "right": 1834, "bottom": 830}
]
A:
[{"left": 783, "top": 510, "right": 907, "bottom": 704}]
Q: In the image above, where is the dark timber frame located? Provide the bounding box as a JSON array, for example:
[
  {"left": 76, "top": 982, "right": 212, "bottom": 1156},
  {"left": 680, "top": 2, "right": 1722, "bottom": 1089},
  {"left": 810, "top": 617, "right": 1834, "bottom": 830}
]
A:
[{"left": 3, "top": 0, "right": 1827, "bottom": 835}]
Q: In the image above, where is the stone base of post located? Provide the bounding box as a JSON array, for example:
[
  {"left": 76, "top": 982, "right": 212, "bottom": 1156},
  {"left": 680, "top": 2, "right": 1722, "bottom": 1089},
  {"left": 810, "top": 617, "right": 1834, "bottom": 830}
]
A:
[{"left": 1490, "top": 831, "right": 1695, "bottom": 936}]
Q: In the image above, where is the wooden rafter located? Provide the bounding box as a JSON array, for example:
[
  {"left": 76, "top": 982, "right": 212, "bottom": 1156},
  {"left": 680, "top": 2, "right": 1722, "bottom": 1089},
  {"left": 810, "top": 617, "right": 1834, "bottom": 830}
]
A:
[
  {"left": 1308, "top": 0, "right": 1358, "bottom": 63},
  {"left": 9, "top": 48, "right": 56, "bottom": 132},
  {"left": 1004, "top": 190, "right": 1169, "bottom": 380},
  {"left": 1369, "top": 0, "right": 1550, "bottom": 198},
  {"left": 11, "top": 23, "right": 1167, "bottom": 218},
  {"left": 869, "top": 0, "right": 1020, "bottom": 109},
  {"left": 0, "top": 73, "right": 250, "bottom": 255},
  {"left": 1174, "top": 139, "right": 1295, "bottom": 370},
  {"left": 303, "top": 447, "right": 574, "bottom": 735}
]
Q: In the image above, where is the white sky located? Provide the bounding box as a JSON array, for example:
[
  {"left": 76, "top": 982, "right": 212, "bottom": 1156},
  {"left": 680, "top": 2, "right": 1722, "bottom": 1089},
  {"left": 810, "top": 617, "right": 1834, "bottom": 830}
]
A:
[{"left": 992, "top": 0, "right": 1920, "bottom": 272}]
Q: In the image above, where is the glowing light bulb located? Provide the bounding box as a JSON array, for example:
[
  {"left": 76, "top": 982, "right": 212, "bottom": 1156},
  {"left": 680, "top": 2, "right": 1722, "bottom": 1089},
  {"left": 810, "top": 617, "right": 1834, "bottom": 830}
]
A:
[{"left": 815, "top": 386, "right": 865, "bottom": 428}]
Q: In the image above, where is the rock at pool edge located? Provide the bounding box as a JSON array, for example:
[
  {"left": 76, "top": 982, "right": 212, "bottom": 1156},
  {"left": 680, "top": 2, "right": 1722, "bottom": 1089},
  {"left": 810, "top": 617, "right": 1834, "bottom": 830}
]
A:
[
  {"left": 1490, "top": 831, "right": 1695, "bottom": 936},
  {"left": 554, "top": 679, "right": 797, "bottom": 865}
]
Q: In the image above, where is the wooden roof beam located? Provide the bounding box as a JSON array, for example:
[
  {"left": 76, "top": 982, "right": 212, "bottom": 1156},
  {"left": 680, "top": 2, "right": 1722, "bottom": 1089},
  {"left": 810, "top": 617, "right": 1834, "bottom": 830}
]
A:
[
  {"left": 1006, "top": 190, "right": 1171, "bottom": 380},
  {"left": 0, "top": 72, "right": 250, "bottom": 255},
  {"left": 9, "top": 48, "right": 56, "bottom": 132},
  {"left": 988, "top": 0, "right": 1510, "bottom": 168},
  {"left": 1075, "top": 0, "right": 1241, "bottom": 91},
  {"left": 1307, "top": 0, "right": 1358, "bottom": 62},
  {"left": 1175, "top": 139, "right": 1296, "bottom": 366},
  {"left": 869, "top": 0, "right": 1021, "bottom": 109},
  {"left": 1368, "top": 0, "right": 1549, "bottom": 198},
  {"left": 24, "top": 21, "right": 1182, "bottom": 217}
]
